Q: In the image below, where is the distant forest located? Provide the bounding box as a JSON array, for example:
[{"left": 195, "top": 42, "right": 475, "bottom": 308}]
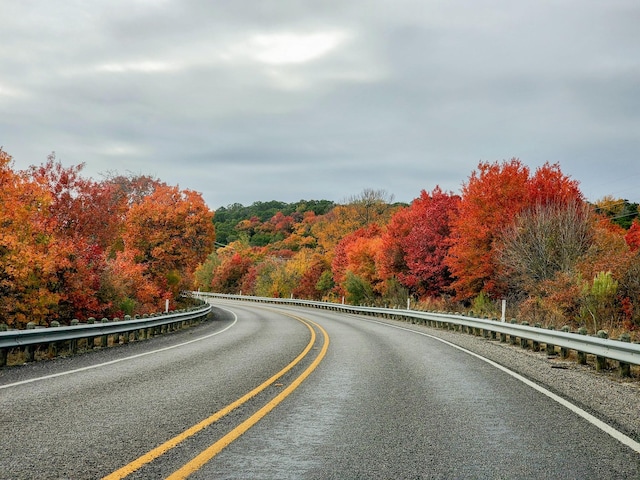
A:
[
  {"left": 214, "top": 200, "right": 336, "bottom": 245},
  {"left": 199, "top": 161, "right": 640, "bottom": 340},
  {"left": 214, "top": 198, "right": 639, "bottom": 245}
]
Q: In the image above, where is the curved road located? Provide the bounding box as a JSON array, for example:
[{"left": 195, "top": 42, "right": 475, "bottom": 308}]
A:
[{"left": 0, "top": 299, "right": 638, "bottom": 479}]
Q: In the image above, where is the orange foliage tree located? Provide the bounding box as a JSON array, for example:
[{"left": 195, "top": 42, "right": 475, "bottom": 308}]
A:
[
  {"left": 332, "top": 224, "right": 384, "bottom": 303},
  {"left": 124, "top": 185, "right": 215, "bottom": 300},
  {"left": 0, "top": 150, "right": 63, "bottom": 326}
]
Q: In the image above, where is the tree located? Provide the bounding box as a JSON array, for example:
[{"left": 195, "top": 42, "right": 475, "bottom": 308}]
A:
[
  {"left": 311, "top": 205, "right": 365, "bottom": 256},
  {"left": 290, "top": 251, "right": 330, "bottom": 300},
  {"left": 99, "top": 249, "right": 162, "bottom": 315},
  {"left": 124, "top": 185, "right": 215, "bottom": 297},
  {"left": 527, "top": 162, "right": 583, "bottom": 206},
  {"left": 28, "top": 156, "right": 126, "bottom": 319},
  {"left": 593, "top": 196, "right": 639, "bottom": 230},
  {"left": 253, "top": 256, "right": 298, "bottom": 298},
  {"left": 193, "top": 252, "right": 221, "bottom": 292},
  {"left": 497, "top": 200, "right": 594, "bottom": 295},
  {"left": 577, "top": 218, "right": 631, "bottom": 281},
  {"left": 332, "top": 224, "right": 384, "bottom": 300},
  {"left": 625, "top": 219, "right": 640, "bottom": 251},
  {"left": 0, "top": 150, "right": 62, "bottom": 326},
  {"left": 312, "top": 189, "right": 397, "bottom": 257},
  {"left": 618, "top": 252, "right": 640, "bottom": 328},
  {"left": 378, "top": 206, "right": 413, "bottom": 285},
  {"left": 446, "top": 159, "right": 531, "bottom": 299},
  {"left": 344, "top": 188, "right": 396, "bottom": 227},
  {"left": 211, "top": 252, "right": 255, "bottom": 294},
  {"left": 398, "top": 187, "right": 460, "bottom": 298},
  {"left": 446, "top": 160, "right": 583, "bottom": 300},
  {"left": 344, "top": 271, "right": 374, "bottom": 305}
]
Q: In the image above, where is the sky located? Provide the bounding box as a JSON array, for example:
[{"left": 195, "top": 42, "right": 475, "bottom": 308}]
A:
[{"left": 1, "top": 1, "right": 639, "bottom": 210}]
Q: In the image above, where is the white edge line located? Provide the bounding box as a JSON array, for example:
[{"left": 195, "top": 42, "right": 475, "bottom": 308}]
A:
[
  {"left": 365, "top": 317, "right": 640, "bottom": 455},
  {"left": 0, "top": 306, "right": 238, "bottom": 390}
]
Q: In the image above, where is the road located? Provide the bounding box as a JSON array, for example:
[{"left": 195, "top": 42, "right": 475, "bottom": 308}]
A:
[{"left": 0, "top": 299, "right": 638, "bottom": 479}]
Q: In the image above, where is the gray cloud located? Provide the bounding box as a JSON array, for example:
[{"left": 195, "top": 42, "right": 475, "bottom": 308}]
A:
[{"left": 1, "top": 0, "right": 639, "bottom": 209}]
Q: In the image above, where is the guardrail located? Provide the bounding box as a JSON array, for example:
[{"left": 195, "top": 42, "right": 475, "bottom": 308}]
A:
[
  {"left": 0, "top": 302, "right": 212, "bottom": 367},
  {"left": 198, "top": 292, "right": 640, "bottom": 377}
]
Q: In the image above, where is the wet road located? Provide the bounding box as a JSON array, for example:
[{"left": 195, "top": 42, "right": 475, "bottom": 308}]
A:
[{"left": 0, "top": 299, "right": 638, "bottom": 479}]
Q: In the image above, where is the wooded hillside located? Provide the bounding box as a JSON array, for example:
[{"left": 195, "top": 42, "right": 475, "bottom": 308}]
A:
[
  {"left": 199, "top": 163, "right": 640, "bottom": 338},
  {"left": 3, "top": 149, "right": 639, "bottom": 338}
]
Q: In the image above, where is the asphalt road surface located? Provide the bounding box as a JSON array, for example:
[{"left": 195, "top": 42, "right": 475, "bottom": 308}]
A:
[{"left": 0, "top": 299, "right": 638, "bottom": 479}]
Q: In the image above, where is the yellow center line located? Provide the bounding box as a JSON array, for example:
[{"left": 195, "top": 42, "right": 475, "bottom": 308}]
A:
[
  {"left": 102, "top": 314, "right": 317, "bottom": 480},
  {"left": 166, "top": 317, "right": 329, "bottom": 479}
]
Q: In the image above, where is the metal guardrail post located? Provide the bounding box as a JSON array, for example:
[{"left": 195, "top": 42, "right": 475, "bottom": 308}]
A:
[{"left": 577, "top": 327, "right": 588, "bottom": 364}]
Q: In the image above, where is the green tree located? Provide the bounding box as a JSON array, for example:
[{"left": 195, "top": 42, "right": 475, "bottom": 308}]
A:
[
  {"left": 579, "top": 271, "right": 618, "bottom": 332},
  {"left": 344, "top": 271, "right": 374, "bottom": 305}
]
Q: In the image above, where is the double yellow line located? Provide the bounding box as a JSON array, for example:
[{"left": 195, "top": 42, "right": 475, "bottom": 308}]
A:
[{"left": 103, "top": 312, "right": 329, "bottom": 480}]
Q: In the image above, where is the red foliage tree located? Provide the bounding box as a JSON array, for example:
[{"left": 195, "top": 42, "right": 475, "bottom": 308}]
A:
[
  {"left": 527, "top": 162, "right": 583, "bottom": 206},
  {"left": 446, "top": 159, "right": 583, "bottom": 300},
  {"left": 292, "top": 254, "right": 331, "bottom": 300},
  {"left": 379, "top": 187, "right": 460, "bottom": 299},
  {"left": 625, "top": 219, "right": 640, "bottom": 252},
  {"left": 378, "top": 206, "right": 413, "bottom": 282},
  {"left": 400, "top": 187, "right": 460, "bottom": 297},
  {"left": 211, "top": 253, "right": 255, "bottom": 294}
]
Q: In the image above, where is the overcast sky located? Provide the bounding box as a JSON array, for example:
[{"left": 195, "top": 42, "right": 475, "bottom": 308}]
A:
[{"left": 1, "top": 1, "right": 639, "bottom": 209}]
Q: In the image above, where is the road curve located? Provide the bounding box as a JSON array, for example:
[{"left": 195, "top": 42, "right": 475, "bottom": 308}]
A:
[
  {"left": 199, "top": 301, "right": 639, "bottom": 479},
  {"left": 0, "top": 299, "right": 638, "bottom": 479}
]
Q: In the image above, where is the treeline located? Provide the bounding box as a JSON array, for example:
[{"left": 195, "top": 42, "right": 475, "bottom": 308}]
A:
[
  {"left": 0, "top": 150, "right": 214, "bottom": 328},
  {"left": 197, "top": 160, "right": 640, "bottom": 337},
  {"left": 4, "top": 149, "right": 640, "bottom": 337},
  {"left": 214, "top": 200, "right": 336, "bottom": 245}
]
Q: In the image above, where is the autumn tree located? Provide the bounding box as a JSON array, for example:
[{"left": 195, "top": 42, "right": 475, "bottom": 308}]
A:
[
  {"left": 124, "top": 185, "right": 215, "bottom": 298},
  {"left": 332, "top": 224, "right": 384, "bottom": 302},
  {"left": 211, "top": 252, "right": 255, "bottom": 294},
  {"left": 253, "top": 254, "right": 301, "bottom": 298},
  {"left": 281, "top": 210, "right": 320, "bottom": 251},
  {"left": 384, "top": 187, "right": 460, "bottom": 298},
  {"left": 99, "top": 249, "right": 162, "bottom": 315},
  {"left": 446, "top": 160, "right": 583, "bottom": 300},
  {"left": 27, "top": 156, "right": 127, "bottom": 319},
  {"left": 377, "top": 206, "right": 412, "bottom": 284},
  {"left": 291, "top": 252, "right": 332, "bottom": 300},
  {"left": 344, "top": 188, "right": 396, "bottom": 227},
  {"left": 625, "top": 219, "right": 640, "bottom": 251},
  {"left": 593, "top": 196, "right": 639, "bottom": 230},
  {"left": 312, "top": 189, "right": 398, "bottom": 257},
  {"left": 0, "top": 150, "right": 63, "bottom": 326},
  {"left": 618, "top": 252, "right": 640, "bottom": 328},
  {"left": 193, "top": 252, "right": 221, "bottom": 292},
  {"left": 446, "top": 159, "right": 531, "bottom": 299}
]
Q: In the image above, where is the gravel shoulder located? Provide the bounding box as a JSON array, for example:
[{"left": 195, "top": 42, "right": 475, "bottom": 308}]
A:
[{"left": 385, "top": 318, "right": 640, "bottom": 444}]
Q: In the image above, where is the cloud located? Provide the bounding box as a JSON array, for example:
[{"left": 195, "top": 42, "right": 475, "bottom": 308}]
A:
[
  {"left": 1, "top": 0, "right": 639, "bottom": 209},
  {"left": 238, "top": 31, "right": 349, "bottom": 66}
]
